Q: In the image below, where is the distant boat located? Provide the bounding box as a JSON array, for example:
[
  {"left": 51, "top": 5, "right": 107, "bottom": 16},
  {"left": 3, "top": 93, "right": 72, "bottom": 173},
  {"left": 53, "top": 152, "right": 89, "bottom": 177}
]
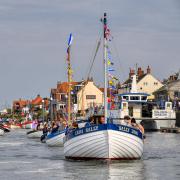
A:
[
  {"left": 27, "top": 130, "right": 43, "bottom": 138},
  {"left": 0, "top": 128, "right": 5, "bottom": 136},
  {"left": 10, "top": 124, "right": 22, "bottom": 129},
  {"left": 22, "top": 121, "right": 37, "bottom": 129},
  {"left": 0, "top": 124, "right": 10, "bottom": 133},
  {"left": 46, "top": 130, "right": 65, "bottom": 147},
  {"left": 64, "top": 13, "right": 144, "bottom": 160}
]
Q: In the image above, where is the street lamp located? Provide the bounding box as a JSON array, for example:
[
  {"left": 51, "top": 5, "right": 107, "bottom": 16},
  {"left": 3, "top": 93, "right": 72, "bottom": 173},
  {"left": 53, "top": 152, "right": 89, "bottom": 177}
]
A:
[{"left": 42, "top": 99, "right": 45, "bottom": 123}]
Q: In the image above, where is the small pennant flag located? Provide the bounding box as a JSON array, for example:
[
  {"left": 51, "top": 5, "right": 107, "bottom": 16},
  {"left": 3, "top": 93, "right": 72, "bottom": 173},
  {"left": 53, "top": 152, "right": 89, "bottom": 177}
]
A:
[
  {"left": 68, "top": 33, "right": 73, "bottom": 46},
  {"left": 113, "top": 76, "right": 118, "bottom": 81},
  {"left": 107, "top": 60, "right": 114, "bottom": 66},
  {"left": 108, "top": 68, "right": 115, "bottom": 72},
  {"left": 109, "top": 85, "right": 116, "bottom": 89}
]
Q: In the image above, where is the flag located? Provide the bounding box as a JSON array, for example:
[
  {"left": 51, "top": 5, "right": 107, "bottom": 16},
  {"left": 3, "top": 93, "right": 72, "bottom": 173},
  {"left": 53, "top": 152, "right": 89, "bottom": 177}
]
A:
[
  {"left": 68, "top": 33, "right": 73, "bottom": 46},
  {"left": 108, "top": 68, "right": 115, "bottom": 72},
  {"left": 107, "top": 60, "right": 114, "bottom": 66}
]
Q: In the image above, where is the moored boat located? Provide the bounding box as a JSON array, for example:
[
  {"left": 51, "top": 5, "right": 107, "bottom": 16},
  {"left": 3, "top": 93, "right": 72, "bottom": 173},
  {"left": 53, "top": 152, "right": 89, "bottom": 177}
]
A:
[
  {"left": 0, "top": 124, "right": 10, "bottom": 132},
  {"left": 10, "top": 124, "right": 22, "bottom": 129}
]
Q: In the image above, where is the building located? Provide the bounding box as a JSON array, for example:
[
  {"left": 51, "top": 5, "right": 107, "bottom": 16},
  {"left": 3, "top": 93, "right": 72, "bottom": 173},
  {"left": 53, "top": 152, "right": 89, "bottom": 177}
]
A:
[
  {"left": 77, "top": 80, "right": 104, "bottom": 111},
  {"left": 153, "top": 72, "right": 180, "bottom": 109},
  {"left": 119, "top": 66, "right": 163, "bottom": 100},
  {"left": 50, "top": 79, "right": 105, "bottom": 116},
  {"left": 13, "top": 99, "right": 29, "bottom": 113},
  {"left": 12, "top": 95, "right": 49, "bottom": 115}
]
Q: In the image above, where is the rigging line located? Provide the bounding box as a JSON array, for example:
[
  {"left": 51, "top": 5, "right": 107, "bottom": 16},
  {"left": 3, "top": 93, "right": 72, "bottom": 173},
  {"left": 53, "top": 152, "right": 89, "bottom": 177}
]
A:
[
  {"left": 110, "top": 34, "right": 126, "bottom": 82},
  {"left": 86, "top": 33, "right": 103, "bottom": 79}
]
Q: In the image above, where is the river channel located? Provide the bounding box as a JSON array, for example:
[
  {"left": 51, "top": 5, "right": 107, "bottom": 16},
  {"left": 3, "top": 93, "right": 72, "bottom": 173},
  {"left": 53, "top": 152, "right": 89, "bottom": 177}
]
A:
[{"left": 0, "top": 129, "right": 180, "bottom": 180}]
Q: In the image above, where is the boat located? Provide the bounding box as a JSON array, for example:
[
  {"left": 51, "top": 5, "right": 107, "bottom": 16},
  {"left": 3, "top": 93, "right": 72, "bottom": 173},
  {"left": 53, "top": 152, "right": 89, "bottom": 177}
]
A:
[
  {"left": 46, "top": 130, "right": 65, "bottom": 147},
  {"left": 44, "top": 34, "right": 74, "bottom": 147},
  {"left": 0, "top": 124, "right": 10, "bottom": 133},
  {"left": 141, "top": 101, "right": 176, "bottom": 130},
  {"left": 10, "top": 124, "right": 22, "bottom": 129},
  {"left": 64, "top": 13, "right": 144, "bottom": 160},
  {"left": 22, "top": 121, "right": 37, "bottom": 129},
  {"left": 0, "top": 128, "right": 5, "bottom": 136},
  {"left": 26, "top": 130, "right": 43, "bottom": 138}
]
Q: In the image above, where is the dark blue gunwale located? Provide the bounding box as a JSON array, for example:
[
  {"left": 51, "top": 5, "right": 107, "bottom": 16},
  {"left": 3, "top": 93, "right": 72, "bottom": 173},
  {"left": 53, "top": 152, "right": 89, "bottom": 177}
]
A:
[
  {"left": 46, "top": 130, "right": 65, "bottom": 139},
  {"left": 65, "top": 124, "right": 143, "bottom": 141}
]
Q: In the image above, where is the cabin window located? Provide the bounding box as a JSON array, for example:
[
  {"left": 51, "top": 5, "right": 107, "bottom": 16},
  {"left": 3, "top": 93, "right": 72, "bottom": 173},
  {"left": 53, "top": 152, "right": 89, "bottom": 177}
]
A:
[
  {"left": 141, "top": 96, "right": 147, "bottom": 101},
  {"left": 130, "top": 96, "right": 140, "bottom": 100},
  {"left": 86, "top": 95, "right": 96, "bottom": 99},
  {"left": 122, "top": 96, "right": 129, "bottom": 100}
]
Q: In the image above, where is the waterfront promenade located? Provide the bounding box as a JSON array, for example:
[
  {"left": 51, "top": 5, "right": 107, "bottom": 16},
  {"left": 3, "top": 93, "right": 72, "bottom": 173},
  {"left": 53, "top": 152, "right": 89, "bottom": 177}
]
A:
[{"left": 0, "top": 129, "right": 180, "bottom": 180}]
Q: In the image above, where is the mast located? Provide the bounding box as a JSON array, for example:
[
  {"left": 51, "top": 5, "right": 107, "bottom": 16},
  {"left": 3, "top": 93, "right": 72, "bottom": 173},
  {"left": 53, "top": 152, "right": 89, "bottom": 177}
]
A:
[
  {"left": 67, "top": 34, "right": 73, "bottom": 126},
  {"left": 103, "top": 13, "right": 108, "bottom": 123},
  {"left": 67, "top": 46, "right": 71, "bottom": 126}
]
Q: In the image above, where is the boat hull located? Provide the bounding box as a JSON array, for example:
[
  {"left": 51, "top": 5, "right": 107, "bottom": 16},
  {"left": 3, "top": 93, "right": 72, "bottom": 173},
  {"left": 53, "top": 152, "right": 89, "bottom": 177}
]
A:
[
  {"left": 10, "top": 124, "right": 22, "bottom": 129},
  {"left": 27, "top": 130, "right": 43, "bottom": 138},
  {"left": 46, "top": 131, "right": 65, "bottom": 147},
  {"left": 0, "top": 128, "right": 4, "bottom": 136},
  {"left": 64, "top": 124, "right": 143, "bottom": 160}
]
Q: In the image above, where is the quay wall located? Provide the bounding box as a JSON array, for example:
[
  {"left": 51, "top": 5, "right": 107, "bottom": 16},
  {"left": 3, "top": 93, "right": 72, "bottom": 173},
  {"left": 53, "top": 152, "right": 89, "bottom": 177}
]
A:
[{"left": 176, "top": 111, "right": 180, "bottom": 127}]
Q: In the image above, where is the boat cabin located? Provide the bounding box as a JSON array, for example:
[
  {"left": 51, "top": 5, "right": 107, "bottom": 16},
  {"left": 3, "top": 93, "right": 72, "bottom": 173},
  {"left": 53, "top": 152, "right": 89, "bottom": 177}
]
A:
[{"left": 108, "top": 92, "right": 149, "bottom": 119}]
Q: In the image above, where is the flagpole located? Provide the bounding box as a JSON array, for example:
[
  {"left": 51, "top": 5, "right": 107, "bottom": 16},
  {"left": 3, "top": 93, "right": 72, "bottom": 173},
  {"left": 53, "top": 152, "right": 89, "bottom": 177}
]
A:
[{"left": 103, "top": 13, "right": 108, "bottom": 123}]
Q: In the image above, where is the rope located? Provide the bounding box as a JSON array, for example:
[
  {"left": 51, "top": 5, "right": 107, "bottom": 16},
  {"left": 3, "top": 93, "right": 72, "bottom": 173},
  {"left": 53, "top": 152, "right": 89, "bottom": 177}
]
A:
[{"left": 86, "top": 34, "right": 102, "bottom": 79}]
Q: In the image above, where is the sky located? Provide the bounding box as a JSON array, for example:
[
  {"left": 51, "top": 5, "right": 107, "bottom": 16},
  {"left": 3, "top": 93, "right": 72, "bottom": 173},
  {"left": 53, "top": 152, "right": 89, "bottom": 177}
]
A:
[{"left": 0, "top": 0, "right": 180, "bottom": 108}]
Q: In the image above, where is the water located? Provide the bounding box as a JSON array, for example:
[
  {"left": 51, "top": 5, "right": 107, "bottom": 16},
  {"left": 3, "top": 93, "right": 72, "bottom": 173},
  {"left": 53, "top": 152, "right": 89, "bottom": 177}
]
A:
[{"left": 0, "top": 129, "right": 180, "bottom": 180}]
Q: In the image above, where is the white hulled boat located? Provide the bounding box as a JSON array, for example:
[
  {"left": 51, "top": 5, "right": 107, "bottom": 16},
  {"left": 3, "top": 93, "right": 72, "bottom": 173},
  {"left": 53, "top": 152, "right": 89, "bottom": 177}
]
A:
[
  {"left": 0, "top": 128, "right": 5, "bottom": 136},
  {"left": 46, "top": 130, "right": 65, "bottom": 147},
  {"left": 27, "top": 130, "right": 43, "bottom": 138},
  {"left": 64, "top": 13, "right": 144, "bottom": 160}
]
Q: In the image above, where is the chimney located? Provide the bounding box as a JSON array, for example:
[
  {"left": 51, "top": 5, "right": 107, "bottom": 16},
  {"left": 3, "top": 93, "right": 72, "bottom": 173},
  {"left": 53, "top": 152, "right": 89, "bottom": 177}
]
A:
[
  {"left": 137, "top": 67, "right": 144, "bottom": 77},
  {"left": 129, "top": 68, "right": 135, "bottom": 78},
  {"left": 147, "top": 65, "right": 151, "bottom": 74}
]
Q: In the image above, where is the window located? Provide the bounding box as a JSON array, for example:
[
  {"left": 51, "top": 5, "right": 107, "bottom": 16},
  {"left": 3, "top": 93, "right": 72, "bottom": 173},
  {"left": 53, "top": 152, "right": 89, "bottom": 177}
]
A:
[
  {"left": 130, "top": 96, "right": 140, "bottom": 100},
  {"left": 154, "top": 82, "right": 158, "bottom": 85},
  {"left": 174, "top": 91, "right": 180, "bottom": 98},
  {"left": 143, "top": 82, "right": 148, "bottom": 86},
  {"left": 86, "top": 95, "right": 96, "bottom": 99},
  {"left": 141, "top": 96, "right": 147, "bottom": 101},
  {"left": 122, "top": 96, "right": 129, "bottom": 100}
]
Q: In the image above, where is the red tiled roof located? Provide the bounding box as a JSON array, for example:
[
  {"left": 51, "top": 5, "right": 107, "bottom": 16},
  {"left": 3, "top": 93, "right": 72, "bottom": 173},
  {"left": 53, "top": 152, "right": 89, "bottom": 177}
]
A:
[
  {"left": 57, "top": 82, "right": 79, "bottom": 93},
  {"left": 13, "top": 99, "right": 29, "bottom": 108},
  {"left": 31, "top": 95, "right": 42, "bottom": 105}
]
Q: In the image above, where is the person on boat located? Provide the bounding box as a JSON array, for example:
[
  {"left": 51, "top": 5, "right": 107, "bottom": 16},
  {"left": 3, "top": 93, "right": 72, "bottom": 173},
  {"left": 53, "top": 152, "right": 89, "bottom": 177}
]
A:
[
  {"left": 42, "top": 122, "right": 49, "bottom": 134},
  {"left": 36, "top": 121, "right": 41, "bottom": 131},
  {"left": 131, "top": 118, "right": 145, "bottom": 134},
  {"left": 123, "top": 115, "right": 131, "bottom": 126},
  {"left": 41, "top": 122, "right": 49, "bottom": 142},
  {"left": 51, "top": 121, "right": 59, "bottom": 133},
  {"left": 99, "top": 116, "right": 105, "bottom": 124},
  {"left": 71, "top": 121, "right": 78, "bottom": 129}
]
